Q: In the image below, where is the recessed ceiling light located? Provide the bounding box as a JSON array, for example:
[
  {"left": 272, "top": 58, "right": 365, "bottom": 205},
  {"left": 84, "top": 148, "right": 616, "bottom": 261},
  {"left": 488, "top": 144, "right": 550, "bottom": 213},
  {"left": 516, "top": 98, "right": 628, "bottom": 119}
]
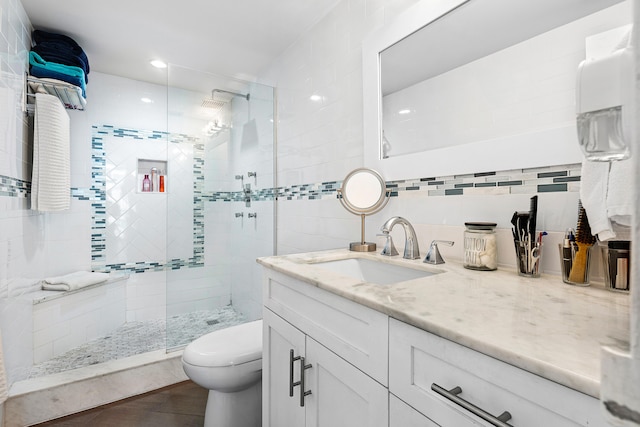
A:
[
  {"left": 398, "top": 109, "right": 411, "bottom": 115},
  {"left": 309, "top": 94, "right": 322, "bottom": 102},
  {"left": 150, "top": 60, "right": 167, "bottom": 69},
  {"left": 141, "top": 97, "right": 153, "bottom": 103}
]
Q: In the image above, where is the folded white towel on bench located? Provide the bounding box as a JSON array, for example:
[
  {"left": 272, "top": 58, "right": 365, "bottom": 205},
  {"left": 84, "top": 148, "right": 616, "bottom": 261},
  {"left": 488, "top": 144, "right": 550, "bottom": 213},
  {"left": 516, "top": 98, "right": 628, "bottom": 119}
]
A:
[{"left": 42, "top": 271, "right": 110, "bottom": 291}]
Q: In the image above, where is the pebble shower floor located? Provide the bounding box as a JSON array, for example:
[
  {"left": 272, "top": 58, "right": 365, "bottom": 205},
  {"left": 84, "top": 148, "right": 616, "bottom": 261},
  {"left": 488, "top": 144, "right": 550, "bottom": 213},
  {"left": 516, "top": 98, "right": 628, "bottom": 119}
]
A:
[{"left": 28, "top": 306, "right": 246, "bottom": 379}]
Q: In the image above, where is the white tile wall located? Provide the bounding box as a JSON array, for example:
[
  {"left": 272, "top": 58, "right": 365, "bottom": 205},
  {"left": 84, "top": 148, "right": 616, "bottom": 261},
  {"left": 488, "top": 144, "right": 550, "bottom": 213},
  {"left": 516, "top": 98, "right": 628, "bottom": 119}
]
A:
[
  {"left": 104, "top": 135, "right": 169, "bottom": 264},
  {"left": 32, "top": 281, "right": 126, "bottom": 364},
  {"left": 125, "top": 270, "right": 166, "bottom": 322}
]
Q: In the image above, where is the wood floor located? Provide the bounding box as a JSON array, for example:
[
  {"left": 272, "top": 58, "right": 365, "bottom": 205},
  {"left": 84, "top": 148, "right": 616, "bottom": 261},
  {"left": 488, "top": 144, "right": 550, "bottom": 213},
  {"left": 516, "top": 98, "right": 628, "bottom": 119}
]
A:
[{"left": 34, "top": 381, "right": 208, "bottom": 427}]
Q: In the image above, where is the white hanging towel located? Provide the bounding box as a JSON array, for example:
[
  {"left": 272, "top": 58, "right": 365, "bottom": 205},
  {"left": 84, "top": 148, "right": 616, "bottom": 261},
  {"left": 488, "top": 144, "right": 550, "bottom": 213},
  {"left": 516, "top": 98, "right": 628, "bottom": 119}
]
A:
[
  {"left": 31, "top": 93, "right": 70, "bottom": 211},
  {"left": 607, "top": 158, "right": 633, "bottom": 227}
]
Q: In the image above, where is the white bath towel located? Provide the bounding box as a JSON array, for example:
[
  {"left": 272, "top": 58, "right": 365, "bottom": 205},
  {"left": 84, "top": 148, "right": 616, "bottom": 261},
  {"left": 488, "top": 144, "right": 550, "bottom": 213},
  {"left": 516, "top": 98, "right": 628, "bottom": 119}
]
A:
[
  {"left": 42, "top": 271, "right": 110, "bottom": 291},
  {"left": 580, "top": 158, "right": 633, "bottom": 241},
  {"left": 31, "top": 93, "right": 71, "bottom": 212},
  {"left": 607, "top": 158, "right": 633, "bottom": 227},
  {"left": 580, "top": 160, "right": 614, "bottom": 240}
]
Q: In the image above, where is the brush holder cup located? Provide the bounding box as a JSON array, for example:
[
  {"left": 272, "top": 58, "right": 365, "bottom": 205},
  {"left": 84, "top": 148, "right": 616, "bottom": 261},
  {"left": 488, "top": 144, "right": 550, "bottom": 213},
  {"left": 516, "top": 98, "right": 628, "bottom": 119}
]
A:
[
  {"left": 515, "top": 240, "right": 542, "bottom": 278},
  {"left": 558, "top": 244, "right": 591, "bottom": 286},
  {"left": 601, "top": 241, "right": 630, "bottom": 292}
]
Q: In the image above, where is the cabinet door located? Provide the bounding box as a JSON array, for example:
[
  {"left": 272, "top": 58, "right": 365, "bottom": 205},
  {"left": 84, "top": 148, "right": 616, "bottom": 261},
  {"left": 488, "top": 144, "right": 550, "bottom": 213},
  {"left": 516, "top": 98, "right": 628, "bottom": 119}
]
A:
[
  {"left": 263, "top": 308, "right": 306, "bottom": 427},
  {"left": 390, "top": 394, "right": 440, "bottom": 427},
  {"left": 305, "top": 337, "right": 388, "bottom": 427}
]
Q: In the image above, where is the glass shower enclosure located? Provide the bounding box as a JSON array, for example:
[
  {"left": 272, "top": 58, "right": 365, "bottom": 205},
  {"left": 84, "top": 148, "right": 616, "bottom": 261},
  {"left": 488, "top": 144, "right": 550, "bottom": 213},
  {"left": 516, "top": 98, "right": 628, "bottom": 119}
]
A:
[{"left": 165, "top": 65, "right": 275, "bottom": 349}]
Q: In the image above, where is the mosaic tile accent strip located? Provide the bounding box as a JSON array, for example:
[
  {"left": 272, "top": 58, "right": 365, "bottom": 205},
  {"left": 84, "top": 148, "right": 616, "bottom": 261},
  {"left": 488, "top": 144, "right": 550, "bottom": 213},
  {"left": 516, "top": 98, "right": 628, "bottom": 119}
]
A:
[
  {"left": 0, "top": 175, "right": 31, "bottom": 198},
  {"left": 271, "top": 163, "right": 582, "bottom": 201}
]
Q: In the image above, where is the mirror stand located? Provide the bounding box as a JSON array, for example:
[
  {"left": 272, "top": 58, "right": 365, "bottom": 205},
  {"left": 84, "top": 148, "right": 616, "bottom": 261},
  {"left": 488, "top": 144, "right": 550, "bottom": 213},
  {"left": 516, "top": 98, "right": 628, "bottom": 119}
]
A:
[{"left": 349, "top": 213, "right": 375, "bottom": 252}]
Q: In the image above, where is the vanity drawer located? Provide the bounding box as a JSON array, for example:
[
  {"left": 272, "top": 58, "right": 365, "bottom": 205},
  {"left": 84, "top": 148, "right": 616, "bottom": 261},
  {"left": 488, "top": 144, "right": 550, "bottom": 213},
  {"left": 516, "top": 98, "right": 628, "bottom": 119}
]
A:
[
  {"left": 263, "top": 269, "right": 388, "bottom": 385},
  {"left": 389, "top": 318, "right": 604, "bottom": 427}
]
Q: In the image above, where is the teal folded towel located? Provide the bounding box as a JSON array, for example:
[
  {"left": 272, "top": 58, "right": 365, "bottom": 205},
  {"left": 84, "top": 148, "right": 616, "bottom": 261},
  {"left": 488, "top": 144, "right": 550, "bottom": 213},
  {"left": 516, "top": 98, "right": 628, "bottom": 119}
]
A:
[{"left": 29, "top": 51, "right": 86, "bottom": 98}]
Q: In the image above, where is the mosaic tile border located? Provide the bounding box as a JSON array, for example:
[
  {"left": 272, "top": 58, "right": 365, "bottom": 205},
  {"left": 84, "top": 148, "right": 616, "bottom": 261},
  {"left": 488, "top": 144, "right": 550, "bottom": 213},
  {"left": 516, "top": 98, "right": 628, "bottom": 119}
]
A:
[
  {"left": 90, "top": 125, "right": 205, "bottom": 274},
  {"left": 272, "top": 163, "right": 581, "bottom": 201},
  {"left": 1, "top": 163, "right": 582, "bottom": 204},
  {"left": 0, "top": 175, "right": 31, "bottom": 198}
]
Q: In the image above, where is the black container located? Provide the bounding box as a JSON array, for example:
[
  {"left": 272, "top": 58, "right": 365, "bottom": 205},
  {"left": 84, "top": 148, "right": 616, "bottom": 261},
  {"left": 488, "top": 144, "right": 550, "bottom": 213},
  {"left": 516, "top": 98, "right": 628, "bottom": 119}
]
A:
[{"left": 601, "top": 241, "right": 630, "bottom": 292}]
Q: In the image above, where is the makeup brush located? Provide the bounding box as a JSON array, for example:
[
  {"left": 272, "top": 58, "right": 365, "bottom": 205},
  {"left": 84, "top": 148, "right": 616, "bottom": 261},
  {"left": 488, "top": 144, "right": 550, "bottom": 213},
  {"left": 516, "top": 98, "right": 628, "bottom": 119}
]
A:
[{"left": 568, "top": 202, "right": 596, "bottom": 283}]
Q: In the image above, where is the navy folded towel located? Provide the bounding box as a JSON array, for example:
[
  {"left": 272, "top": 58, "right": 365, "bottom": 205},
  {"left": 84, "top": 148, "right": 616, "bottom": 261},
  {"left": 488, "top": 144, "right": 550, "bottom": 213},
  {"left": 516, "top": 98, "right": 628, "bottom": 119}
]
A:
[{"left": 32, "top": 29, "right": 90, "bottom": 83}]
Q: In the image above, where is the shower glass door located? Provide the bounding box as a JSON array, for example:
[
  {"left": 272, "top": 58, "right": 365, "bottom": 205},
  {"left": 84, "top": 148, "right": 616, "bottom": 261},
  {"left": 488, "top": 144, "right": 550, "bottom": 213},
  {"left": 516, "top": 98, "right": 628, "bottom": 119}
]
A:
[{"left": 165, "top": 65, "right": 275, "bottom": 350}]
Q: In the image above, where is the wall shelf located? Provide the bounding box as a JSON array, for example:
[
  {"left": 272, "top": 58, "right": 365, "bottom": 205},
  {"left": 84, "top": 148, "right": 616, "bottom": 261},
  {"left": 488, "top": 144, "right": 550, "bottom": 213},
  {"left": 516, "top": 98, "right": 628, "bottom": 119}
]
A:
[{"left": 24, "top": 75, "right": 86, "bottom": 115}]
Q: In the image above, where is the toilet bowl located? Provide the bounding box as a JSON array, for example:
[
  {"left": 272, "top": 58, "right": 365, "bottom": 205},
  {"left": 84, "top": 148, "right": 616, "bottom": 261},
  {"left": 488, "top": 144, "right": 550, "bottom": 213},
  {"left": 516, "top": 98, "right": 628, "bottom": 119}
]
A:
[{"left": 182, "top": 319, "right": 263, "bottom": 427}]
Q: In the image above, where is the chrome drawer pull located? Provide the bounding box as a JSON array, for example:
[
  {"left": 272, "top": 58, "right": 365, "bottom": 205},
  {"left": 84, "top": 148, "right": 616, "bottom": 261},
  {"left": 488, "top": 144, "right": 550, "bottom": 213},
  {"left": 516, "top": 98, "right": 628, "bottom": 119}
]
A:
[
  {"left": 431, "top": 383, "right": 514, "bottom": 427},
  {"left": 299, "top": 355, "right": 313, "bottom": 407},
  {"left": 289, "top": 349, "right": 301, "bottom": 397}
]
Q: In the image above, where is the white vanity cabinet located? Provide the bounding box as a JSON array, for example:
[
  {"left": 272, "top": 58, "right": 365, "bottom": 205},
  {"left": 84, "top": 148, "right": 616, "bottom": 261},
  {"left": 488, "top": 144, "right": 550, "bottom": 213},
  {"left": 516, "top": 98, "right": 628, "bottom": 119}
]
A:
[
  {"left": 389, "top": 318, "right": 605, "bottom": 427},
  {"left": 260, "top": 258, "right": 610, "bottom": 427},
  {"left": 263, "top": 270, "right": 389, "bottom": 427}
]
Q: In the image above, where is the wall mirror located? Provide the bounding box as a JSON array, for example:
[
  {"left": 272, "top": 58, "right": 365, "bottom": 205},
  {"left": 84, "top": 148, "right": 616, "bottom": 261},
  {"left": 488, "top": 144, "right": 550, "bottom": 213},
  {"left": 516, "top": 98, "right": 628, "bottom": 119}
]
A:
[
  {"left": 362, "top": 0, "right": 629, "bottom": 181},
  {"left": 337, "top": 168, "right": 390, "bottom": 252}
]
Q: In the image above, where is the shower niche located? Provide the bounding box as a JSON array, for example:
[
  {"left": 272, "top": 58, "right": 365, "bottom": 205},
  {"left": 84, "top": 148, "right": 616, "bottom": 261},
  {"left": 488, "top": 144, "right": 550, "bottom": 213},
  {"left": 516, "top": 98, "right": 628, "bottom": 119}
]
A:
[{"left": 137, "top": 158, "right": 167, "bottom": 193}]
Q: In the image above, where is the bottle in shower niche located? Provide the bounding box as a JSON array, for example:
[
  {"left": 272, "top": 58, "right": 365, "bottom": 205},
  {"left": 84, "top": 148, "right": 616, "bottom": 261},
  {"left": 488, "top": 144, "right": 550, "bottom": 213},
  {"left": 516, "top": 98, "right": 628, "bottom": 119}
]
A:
[
  {"left": 159, "top": 171, "right": 165, "bottom": 192},
  {"left": 150, "top": 167, "right": 158, "bottom": 192},
  {"left": 463, "top": 222, "right": 498, "bottom": 270},
  {"left": 142, "top": 174, "right": 151, "bottom": 192}
]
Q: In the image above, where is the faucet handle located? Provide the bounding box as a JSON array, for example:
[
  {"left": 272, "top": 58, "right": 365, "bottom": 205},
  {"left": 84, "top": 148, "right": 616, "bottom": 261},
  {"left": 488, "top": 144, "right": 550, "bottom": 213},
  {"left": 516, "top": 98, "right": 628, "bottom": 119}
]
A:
[
  {"left": 423, "top": 240, "right": 454, "bottom": 265},
  {"left": 377, "top": 233, "right": 399, "bottom": 257}
]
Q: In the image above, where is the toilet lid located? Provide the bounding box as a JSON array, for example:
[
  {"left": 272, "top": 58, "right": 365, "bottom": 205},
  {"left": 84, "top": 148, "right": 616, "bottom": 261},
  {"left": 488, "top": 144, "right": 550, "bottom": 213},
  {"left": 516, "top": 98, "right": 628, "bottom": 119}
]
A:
[{"left": 183, "top": 319, "right": 262, "bottom": 367}]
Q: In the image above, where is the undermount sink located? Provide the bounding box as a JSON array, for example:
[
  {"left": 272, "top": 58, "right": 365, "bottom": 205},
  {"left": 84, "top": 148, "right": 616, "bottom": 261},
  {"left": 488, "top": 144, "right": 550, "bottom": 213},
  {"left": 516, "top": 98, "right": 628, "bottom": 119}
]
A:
[{"left": 312, "top": 258, "right": 438, "bottom": 286}]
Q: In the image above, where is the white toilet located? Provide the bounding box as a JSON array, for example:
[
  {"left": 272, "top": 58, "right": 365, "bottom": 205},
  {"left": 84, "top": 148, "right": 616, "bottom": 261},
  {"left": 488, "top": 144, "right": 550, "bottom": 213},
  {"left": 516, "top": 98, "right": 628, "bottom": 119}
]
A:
[{"left": 182, "top": 319, "right": 263, "bottom": 427}]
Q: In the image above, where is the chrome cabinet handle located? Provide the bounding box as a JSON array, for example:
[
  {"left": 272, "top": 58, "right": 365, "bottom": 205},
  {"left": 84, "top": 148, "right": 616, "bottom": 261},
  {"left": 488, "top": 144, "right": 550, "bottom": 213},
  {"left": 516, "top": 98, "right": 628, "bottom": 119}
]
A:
[
  {"left": 289, "top": 349, "right": 300, "bottom": 397},
  {"left": 298, "top": 355, "right": 312, "bottom": 407},
  {"left": 431, "top": 383, "right": 514, "bottom": 427}
]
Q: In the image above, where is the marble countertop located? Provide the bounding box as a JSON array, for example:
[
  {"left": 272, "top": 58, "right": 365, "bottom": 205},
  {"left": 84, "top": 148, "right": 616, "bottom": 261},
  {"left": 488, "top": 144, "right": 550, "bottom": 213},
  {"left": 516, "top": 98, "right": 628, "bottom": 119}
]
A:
[{"left": 257, "top": 249, "right": 630, "bottom": 398}]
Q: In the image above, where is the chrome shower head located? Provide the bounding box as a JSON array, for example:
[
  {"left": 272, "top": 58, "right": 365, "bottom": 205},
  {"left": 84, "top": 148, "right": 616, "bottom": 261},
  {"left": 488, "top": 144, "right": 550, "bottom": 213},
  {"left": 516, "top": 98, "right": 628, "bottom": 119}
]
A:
[{"left": 201, "top": 98, "right": 227, "bottom": 109}]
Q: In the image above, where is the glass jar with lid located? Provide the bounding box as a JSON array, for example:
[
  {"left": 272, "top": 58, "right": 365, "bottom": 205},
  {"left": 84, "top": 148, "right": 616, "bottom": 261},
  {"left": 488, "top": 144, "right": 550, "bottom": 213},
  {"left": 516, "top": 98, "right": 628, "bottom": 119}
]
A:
[{"left": 463, "top": 222, "right": 497, "bottom": 271}]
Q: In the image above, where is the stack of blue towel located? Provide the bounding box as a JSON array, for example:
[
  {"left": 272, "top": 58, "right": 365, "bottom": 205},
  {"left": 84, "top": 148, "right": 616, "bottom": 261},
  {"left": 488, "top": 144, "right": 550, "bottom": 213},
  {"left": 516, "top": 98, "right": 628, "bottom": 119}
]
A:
[{"left": 29, "top": 30, "right": 89, "bottom": 98}]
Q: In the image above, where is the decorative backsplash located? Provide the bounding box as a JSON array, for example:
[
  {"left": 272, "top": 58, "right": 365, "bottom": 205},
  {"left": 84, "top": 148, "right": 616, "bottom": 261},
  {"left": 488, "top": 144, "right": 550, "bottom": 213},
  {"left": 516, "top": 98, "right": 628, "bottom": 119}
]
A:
[
  {"left": 0, "top": 175, "right": 31, "bottom": 198},
  {"left": 276, "top": 164, "right": 581, "bottom": 200}
]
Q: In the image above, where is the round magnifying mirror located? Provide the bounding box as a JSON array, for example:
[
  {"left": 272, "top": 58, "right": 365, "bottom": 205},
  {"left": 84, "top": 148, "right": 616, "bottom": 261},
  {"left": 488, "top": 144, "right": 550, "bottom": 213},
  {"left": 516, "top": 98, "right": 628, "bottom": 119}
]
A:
[
  {"left": 342, "top": 169, "right": 386, "bottom": 212},
  {"left": 338, "top": 168, "right": 390, "bottom": 252}
]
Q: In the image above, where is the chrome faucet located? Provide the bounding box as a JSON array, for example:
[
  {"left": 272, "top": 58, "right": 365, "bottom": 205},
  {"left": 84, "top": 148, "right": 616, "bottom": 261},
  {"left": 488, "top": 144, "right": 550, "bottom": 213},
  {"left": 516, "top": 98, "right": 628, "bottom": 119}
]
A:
[{"left": 380, "top": 216, "right": 420, "bottom": 260}]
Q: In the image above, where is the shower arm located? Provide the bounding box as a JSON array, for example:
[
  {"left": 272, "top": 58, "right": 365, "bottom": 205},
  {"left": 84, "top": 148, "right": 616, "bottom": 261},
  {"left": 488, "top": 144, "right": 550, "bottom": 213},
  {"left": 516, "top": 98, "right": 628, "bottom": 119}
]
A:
[{"left": 212, "top": 89, "right": 250, "bottom": 101}]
